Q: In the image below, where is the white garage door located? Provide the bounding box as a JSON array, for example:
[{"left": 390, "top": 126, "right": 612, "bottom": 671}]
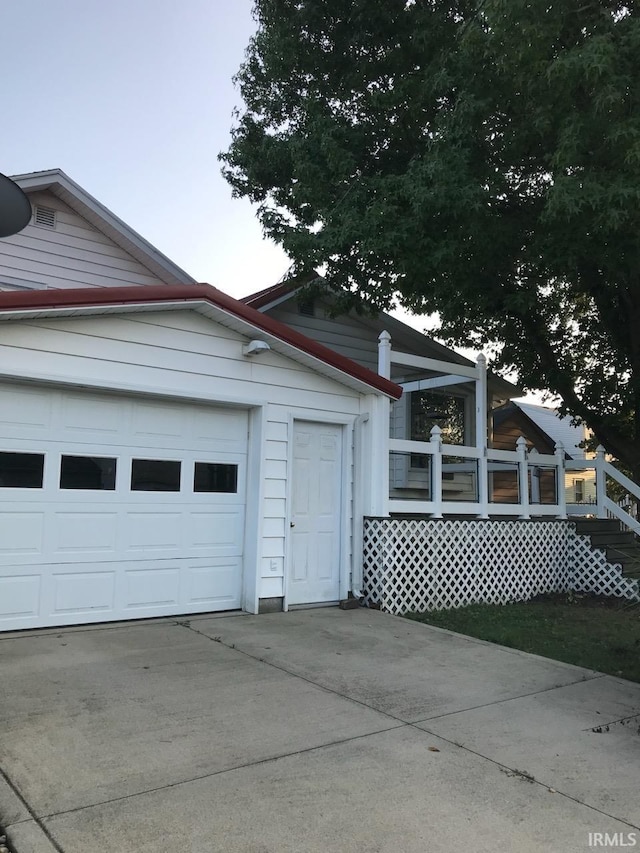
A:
[{"left": 0, "top": 383, "right": 247, "bottom": 631}]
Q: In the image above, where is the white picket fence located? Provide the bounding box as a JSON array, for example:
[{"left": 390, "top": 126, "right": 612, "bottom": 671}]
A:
[{"left": 362, "top": 517, "right": 640, "bottom": 615}]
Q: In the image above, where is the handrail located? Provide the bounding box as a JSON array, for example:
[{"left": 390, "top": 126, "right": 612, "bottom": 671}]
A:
[
  {"left": 604, "top": 497, "right": 640, "bottom": 536},
  {"left": 603, "top": 461, "right": 640, "bottom": 503},
  {"left": 389, "top": 438, "right": 439, "bottom": 455}
]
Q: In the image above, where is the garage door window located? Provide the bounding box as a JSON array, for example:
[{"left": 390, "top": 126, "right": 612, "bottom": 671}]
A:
[
  {"left": 131, "top": 459, "right": 181, "bottom": 491},
  {"left": 60, "top": 455, "right": 117, "bottom": 490},
  {"left": 194, "top": 462, "right": 238, "bottom": 493},
  {"left": 0, "top": 451, "right": 44, "bottom": 488}
]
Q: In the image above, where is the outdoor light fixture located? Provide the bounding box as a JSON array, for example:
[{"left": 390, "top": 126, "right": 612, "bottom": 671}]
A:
[
  {"left": 0, "top": 173, "right": 32, "bottom": 238},
  {"left": 242, "top": 340, "right": 271, "bottom": 357}
]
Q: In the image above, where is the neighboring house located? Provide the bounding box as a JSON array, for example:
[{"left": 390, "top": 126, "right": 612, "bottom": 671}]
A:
[
  {"left": 0, "top": 285, "right": 401, "bottom": 631},
  {"left": 1, "top": 169, "right": 194, "bottom": 291},
  {"left": 493, "top": 401, "right": 596, "bottom": 505},
  {"left": 242, "top": 280, "right": 517, "bottom": 503}
]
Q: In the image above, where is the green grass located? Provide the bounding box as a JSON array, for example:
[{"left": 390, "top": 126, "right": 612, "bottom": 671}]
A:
[{"left": 405, "top": 593, "right": 640, "bottom": 683}]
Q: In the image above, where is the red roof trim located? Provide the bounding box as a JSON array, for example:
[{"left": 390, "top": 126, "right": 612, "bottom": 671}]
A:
[{"left": 0, "top": 285, "right": 402, "bottom": 399}]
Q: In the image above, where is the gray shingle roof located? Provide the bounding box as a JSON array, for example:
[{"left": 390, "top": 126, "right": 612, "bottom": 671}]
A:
[{"left": 516, "top": 402, "right": 588, "bottom": 459}]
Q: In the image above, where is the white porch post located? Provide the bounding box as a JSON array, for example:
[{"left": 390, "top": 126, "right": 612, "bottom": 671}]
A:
[
  {"left": 475, "top": 353, "right": 488, "bottom": 450},
  {"left": 595, "top": 445, "right": 607, "bottom": 518},
  {"left": 475, "top": 354, "right": 489, "bottom": 519},
  {"left": 529, "top": 449, "right": 541, "bottom": 504},
  {"left": 517, "top": 435, "right": 530, "bottom": 519},
  {"left": 431, "top": 425, "right": 443, "bottom": 518},
  {"left": 376, "top": 332, "right": 392, "bottom": 518},
  {"left": 370, "top": 394, "right": 390, "bottom": 517},
  {"left": 555, "top": 441, "right": 567, "bottom": 519},
  {"left": 378, "top": 330, "right": 391, "bottom": 379}
]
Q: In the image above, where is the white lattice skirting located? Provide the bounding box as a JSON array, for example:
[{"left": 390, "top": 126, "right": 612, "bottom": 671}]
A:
[{"left": 362, "top": 518, "right": 640, "bottom": 615}]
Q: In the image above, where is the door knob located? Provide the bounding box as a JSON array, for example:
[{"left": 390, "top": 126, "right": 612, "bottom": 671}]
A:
[{"left": 290, "top": 522, "right": 295, "bottom": 528}]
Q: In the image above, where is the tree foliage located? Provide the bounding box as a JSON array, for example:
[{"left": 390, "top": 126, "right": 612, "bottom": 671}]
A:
[{"left": 221, "top": 0, "right": 640, "bottom": 474}]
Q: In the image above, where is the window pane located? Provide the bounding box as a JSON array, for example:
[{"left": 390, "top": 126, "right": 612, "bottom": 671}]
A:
[
  {"left": 60, "top": 456, "right": 116, "bottom": 490},
  {"left": 489, "top": 461, "right": 519, "bottom": 504},
  {"left": 411, "top": 391, "right": 465, "bottom": 446},
  {"left": 442, "top": 456, "right": 478, "bottom": 502},
  {"left": 194, "top": 462, "right": 238, "bottom": 493},
  {"left": 0, "top": 452, "right": 44, "bottom": 488},
  {"left": 131, "top": 459, "right": 181, "bottom": 492}
]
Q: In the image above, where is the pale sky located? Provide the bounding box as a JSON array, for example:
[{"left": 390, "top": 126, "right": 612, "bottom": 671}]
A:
[
  {"left": 1, "top": 0, "right": 543, "bottom": 401},
  {"left": 3, "top": 0, "right": 290, "bottom": 298}
]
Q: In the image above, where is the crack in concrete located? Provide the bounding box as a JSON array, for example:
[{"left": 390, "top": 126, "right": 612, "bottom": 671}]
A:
[
  {"left": 0, "top": 766, "right": 64, "bottom": 853},
  {"left": 2, "top": 616, "right": 638, "bottom": 850},
  {"left": 411, "top": 674, "right": 606, "bottom": 723},
  {"left": 582, "top": 711, "right": 640, "bottom": 732},
  {"left": 37, "top": 725, "right": 407, "bottom": 821},
  {"left": 178, "top": 622, "right": 640, "bottom": 833}
]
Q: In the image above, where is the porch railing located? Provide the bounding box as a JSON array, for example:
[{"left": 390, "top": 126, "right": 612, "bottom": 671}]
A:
[
  {"left": 566, "top": 453, "right": 640, "bottom": 536},
  {"left": 389, "top": 427, "right": 565, "bottom": 518},
  {"left": 389, "top": 428, "right": 640, "bottom": 535},
  {"left": 379, "top": 333, "right": 640, "bottom": 534}
]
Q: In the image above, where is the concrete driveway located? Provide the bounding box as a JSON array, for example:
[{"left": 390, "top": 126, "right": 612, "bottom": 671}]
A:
[{"left": 1, "top": 608, "right": 639, "bottom": 853}]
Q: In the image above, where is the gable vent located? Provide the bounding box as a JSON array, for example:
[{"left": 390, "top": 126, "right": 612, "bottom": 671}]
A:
[
  {"left": 298, "top": 297, "right": 315, "bottom": 317},
  {"left": 34, "top": 206, "right": 56, "bottom": 228}
]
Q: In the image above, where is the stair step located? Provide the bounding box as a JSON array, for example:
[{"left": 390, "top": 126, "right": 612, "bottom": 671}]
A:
[
  {"left": 606, "top": 545, "right": 640, "bottom": 562},
  {"left": 589, "top": 532, "right": 636, "bottom": 547},
  {"left": 573, "top": 518, "right": 621, "bottom": 534}
]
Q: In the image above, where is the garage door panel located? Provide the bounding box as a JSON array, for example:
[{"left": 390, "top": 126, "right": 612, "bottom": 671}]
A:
[
  {"left": 53, "top": 512, "right": 118, "bottom": 554},
  {"left": 61, "top": 395, "right": 125, "bottom": 437},
  {"left": 125, "top": 512, "right": 183, "bottom": 551},
  {"left": 0, "top": 574, "right": 41, "bottom": 619},
  {"left": 131, "top": 405, "right": 187, "bottom": 448},
  {"left": 184, "top": 558, "right": 242, "bottom": 607},
  {"left": 50, "top": 567, "right": 117, "bottom": 616},
  {"left": 0, "top": 386, "right": 53, "bottom": 434},
  {"left": 0, "top": 384, "right": 248, "bottom": 631},
  {"left": 0, "top": 512, "right": 45, "bottom": 555},
  {"left": 52, "top": 569, "right": 116, "bottom": 616},
  {"left": 188, "top": 510, "right": 244, "bottom": 552},
  {"left": 124, "top": 566, "right": 181, "bottom": 609},
  {"left": 191, "top": 406, "right": 245, "bottom": 439}
]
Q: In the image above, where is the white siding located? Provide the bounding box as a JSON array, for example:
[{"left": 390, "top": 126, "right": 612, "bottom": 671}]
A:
[
  {"left": 0, "top": 191, "right": 168, "bottom": 290},
  {"left": 0, "top": 309, "right": 370, "bottom": 604}
]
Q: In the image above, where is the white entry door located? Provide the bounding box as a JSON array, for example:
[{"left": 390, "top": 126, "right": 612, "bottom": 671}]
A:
[{"left": 288, "top": 421, "right": 343, "bottom": 605}]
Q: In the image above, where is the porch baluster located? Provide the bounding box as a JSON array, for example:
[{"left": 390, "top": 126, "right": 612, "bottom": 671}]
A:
[
  {"left": 555, "top": 441, "right": 567, "bottom": 519},
  {"left": 475, "top": 354, "right": 489, "bottom": 519},
  {"left": 595, "top": 445, "right": 606, "bottom": 518},
  {"left": 431, "top": 425, "right": 443, "bottom": 518},
  {"left": 517, "top": 435, "right": 530, "bottom": 519}
]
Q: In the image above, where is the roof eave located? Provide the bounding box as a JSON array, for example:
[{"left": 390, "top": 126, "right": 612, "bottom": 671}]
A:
[
  {"left": 0, "top": 285, "right": 402, "bottom": 401},
  {"left": 11, "top": 170, "right": 196, "bottom": 287}
]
